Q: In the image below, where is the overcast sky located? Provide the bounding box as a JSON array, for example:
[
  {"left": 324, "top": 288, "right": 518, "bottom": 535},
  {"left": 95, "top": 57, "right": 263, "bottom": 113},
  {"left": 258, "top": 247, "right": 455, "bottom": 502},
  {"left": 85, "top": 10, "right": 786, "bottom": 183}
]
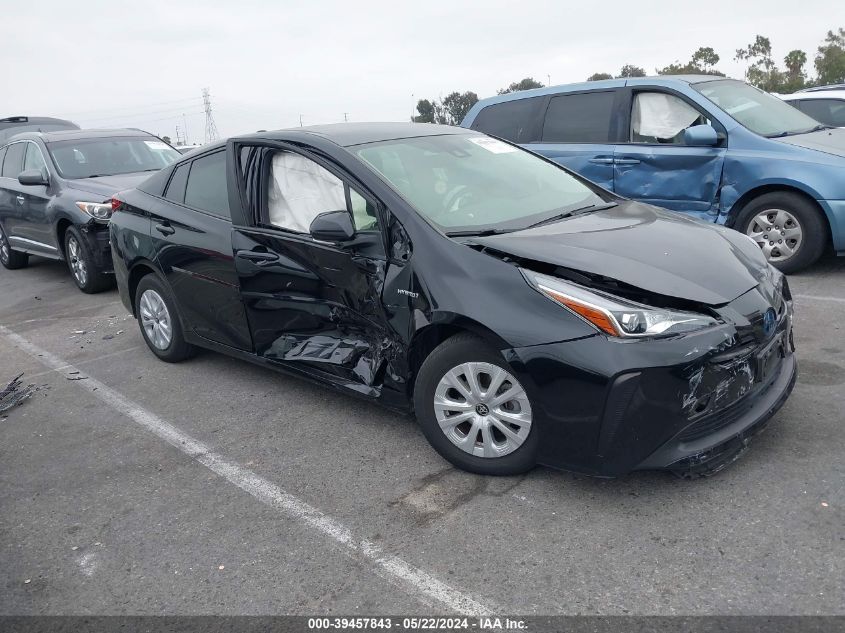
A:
[{"left": 1, "top": 0, "right": 841, "bottom": 143}]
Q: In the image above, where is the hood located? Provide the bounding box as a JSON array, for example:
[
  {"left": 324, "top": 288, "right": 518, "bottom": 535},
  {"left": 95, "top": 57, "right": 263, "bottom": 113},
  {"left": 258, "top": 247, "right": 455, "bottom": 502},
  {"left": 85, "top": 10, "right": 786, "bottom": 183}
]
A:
[
  {"left": 772, "top": 127, "right": 845, "bottom": 158},
  {"left": 470, "top": 201, "right": 769, "bottom": 306},
  {"left": 64, "top": 172, "right": 155, "bottom": 199}
]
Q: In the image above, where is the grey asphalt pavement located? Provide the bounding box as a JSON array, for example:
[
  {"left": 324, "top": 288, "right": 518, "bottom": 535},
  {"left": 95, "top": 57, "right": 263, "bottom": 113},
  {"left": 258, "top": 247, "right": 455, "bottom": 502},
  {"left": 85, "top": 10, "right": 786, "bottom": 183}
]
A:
[{"left": 0, "top": 254, "right": 843, "bottom": 615}]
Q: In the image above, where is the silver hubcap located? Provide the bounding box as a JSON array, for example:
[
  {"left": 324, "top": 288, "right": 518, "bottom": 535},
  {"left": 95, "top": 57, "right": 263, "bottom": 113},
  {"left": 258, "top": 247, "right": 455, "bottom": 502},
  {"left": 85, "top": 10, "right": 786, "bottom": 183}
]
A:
[
  {"left": 67, "top": 236, "right": 88, "bottom": 286},
  {"left": 139, "top": 289, "right": 173, "bottom": 350},
  {"left": 746, "top": 208, "right": 802, "bottom": 263},
  {"left": 434, "top": 362, "right": 532, "bottom": 459}
]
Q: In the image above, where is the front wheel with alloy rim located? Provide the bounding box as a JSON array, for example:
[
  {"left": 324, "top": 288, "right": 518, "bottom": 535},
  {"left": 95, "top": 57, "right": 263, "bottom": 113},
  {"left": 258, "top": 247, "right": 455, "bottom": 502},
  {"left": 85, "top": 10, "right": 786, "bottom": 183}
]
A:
[
  {"left": 0, "top": 224, "right": 29, "bottom": 270},
  {"left": 414, "top": 334, "right": 539, "bottom": 475},
  {"left": 134, "top": 275, "right": 196, "bottom": 362},
  {"left": 736, "top": 191, "right": 828, "bottom": 273},
  {"left": 64, "top": 226, "right": 113, "bottom": 293}
]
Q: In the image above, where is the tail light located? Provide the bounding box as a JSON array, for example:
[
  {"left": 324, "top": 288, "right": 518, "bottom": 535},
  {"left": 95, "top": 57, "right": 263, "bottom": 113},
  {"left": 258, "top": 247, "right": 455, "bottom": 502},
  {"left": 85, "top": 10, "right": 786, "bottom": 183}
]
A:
[{"left": 111, "top": 197, "right": 122, "bottom": 213}]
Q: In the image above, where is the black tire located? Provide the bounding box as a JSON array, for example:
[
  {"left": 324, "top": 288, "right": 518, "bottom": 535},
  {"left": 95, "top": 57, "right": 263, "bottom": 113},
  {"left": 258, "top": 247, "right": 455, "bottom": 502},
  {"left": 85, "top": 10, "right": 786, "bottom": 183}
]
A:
[
  {"left": 413, "top": 334, "right": 540, "bottom": 475},
  {"left": 134, "top": 274, "right": 196, "bottom": 363},
  {"left": 0, "top": 224, "right": 29, "bottom": 270},
  {"left": 735, "top": 192, "right": 828, "bottom": 274},
  {"left": 64, "top": 226, "right": 114, "bottom": 293}
]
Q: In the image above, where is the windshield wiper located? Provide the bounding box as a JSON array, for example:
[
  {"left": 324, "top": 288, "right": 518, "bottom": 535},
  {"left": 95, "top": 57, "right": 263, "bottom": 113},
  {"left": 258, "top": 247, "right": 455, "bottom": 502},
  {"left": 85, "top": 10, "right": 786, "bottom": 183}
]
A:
[
  {"left": 522, "top": 202, "right": 618, "bottom": 230},
  {"left": 767, "top": 124, "right": 832, "bottom": 138},
  {"left": 445, "top": 228, "right": 514, "bottom": 237}
]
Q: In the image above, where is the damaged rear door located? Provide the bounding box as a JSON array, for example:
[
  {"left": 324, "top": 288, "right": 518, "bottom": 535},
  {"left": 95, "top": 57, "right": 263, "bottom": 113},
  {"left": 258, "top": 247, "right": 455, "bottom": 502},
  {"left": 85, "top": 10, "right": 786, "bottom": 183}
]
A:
[
  {"left": 231, "top": 141, "right": 390, "bottom": 395},
  {"left": 612, "top": 87, "right": 727, "bottom": 220}
]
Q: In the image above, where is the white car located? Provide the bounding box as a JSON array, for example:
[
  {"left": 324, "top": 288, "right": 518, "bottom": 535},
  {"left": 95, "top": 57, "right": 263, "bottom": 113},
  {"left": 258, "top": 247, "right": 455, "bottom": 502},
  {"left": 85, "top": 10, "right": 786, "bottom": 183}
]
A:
[{"left": 780, "top": 85, "right": 845, "bottom": 128}]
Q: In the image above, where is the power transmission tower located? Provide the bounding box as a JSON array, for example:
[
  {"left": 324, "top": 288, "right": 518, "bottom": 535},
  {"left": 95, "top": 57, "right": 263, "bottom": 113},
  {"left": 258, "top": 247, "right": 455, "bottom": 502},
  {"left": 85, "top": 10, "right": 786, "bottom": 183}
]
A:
[{"left": 202, "top": 88, "right": 219, "bottom": 143}]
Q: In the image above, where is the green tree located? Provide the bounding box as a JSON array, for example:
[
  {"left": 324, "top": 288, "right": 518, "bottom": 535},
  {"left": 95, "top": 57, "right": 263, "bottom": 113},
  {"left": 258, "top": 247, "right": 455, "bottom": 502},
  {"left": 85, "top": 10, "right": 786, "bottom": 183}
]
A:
[
  {"left": 587, "top": 72, "right": 613, "bottom": 81},
  {"left": 161, "top": 135, "right": 172, "bottom": 145},
  {"left": 441, "top": 91, "right": 479, "bottom": 125},
  {"left": 617, "top": 64, "right": 646, "bottom": 78},
  {"left": 690, "top": 47, "right": 720, "bottom": 73},
  {"left": 736, "top": 35, "right": 784, "bottom": 91},
  {"left": 657, "top": 46, "right": 725, "bottom": 76},
  {"left": 498, "top": 77, "right": 544, "bottom": 94},
  {"left": 815, "top": 28, "right": 845, "bottom": 85},
  {"left": 782, "top": 49, "right": 809, "bottom": 92},
  {"left": 413, "top": 99, "right": 435, "bottom": 123}
]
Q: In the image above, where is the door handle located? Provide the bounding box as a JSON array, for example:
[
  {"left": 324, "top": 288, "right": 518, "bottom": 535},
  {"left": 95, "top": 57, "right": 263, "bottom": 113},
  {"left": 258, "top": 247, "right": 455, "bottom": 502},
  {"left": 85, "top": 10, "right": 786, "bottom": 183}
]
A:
[
  {"left": 614, "top": 158, "right": 641, "bottom": 165},
  {"left": 588, "top": 157, "right": 615, "bottom": 165},
  {"left": 15, "top": 195, "right": 24, "bottom": 204},
  {"left": 154, "top": 222, "right": 175, "bottom": 236},
  {"left": 236, "top": 249, "right": 279, "bottom": 265}
]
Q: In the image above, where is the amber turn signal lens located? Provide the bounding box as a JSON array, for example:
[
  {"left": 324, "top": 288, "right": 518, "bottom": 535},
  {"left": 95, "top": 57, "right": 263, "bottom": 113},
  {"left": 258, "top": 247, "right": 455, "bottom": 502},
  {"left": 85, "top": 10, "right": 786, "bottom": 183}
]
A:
[{"left": 543, "top": 288, "right": 619, "bottom": 336}]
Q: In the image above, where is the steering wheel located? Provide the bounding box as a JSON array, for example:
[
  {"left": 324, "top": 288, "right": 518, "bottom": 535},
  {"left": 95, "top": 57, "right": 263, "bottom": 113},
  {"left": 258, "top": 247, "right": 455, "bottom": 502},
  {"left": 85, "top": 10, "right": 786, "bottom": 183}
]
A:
[{"left": 440, "top": 184, "right": 474, "bottom": 218}]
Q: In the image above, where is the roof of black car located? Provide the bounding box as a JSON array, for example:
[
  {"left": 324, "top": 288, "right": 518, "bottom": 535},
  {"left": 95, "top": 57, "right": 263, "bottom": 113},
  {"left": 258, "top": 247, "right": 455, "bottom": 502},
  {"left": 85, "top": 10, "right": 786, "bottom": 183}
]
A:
[{"left": 253, "top": 122, "right": 473, "bottom": 147}]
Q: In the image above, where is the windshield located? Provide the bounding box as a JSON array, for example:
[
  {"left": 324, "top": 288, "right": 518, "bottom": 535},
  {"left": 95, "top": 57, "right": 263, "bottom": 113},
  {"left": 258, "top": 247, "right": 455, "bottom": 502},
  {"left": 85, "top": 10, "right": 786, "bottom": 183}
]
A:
[
  {"left": 47, "top": 137, "right": 180, "bottom": 178},
  {"left": 694, "top": 79, "right": 823, "bottom": 137},
  {"left": 353, "top": 134, "right": 606, "bottom": 234}
]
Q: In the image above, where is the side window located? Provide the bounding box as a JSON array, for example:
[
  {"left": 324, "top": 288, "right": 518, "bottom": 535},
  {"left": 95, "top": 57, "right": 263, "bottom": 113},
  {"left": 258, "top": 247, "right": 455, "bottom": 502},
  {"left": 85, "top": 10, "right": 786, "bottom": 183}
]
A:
[
  {"left": 542, "top": 91, "right": 615, "bottom": 143},
  {"left": 266, "top": 152, "right": 346, "bottom": 233},
  {"left": 0, "top": 147, "right": 7, "bottom": 173},
  {"left": 631, "top": 92, "right": 708, "bottom": 144},
  {"left": 470, "top": 97, "right": 544, "bottom": 143},
  {"left": 23, "top": 143, "right": 47, "bottom": 172},
  {"left": 350, "top": 188, "right": 378, "bottom": 231},
  {"left": 184, "top": 151, "right": 230, "bottom": 219},
  {"left": 165, "top": 163, "right": 190, "bottom": 204},
  {"left": 799, "top": 99, "right": 845, "bottom": 128},
  {"left": 1, "top": 142, "right": 26, "bottom": 178}
]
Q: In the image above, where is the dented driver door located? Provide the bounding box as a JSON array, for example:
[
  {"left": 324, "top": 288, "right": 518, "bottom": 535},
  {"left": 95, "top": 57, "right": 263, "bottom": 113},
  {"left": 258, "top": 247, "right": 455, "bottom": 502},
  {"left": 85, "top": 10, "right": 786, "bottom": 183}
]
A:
[{"left": 232, "top": 143, "right": 390, "bottom": 395}]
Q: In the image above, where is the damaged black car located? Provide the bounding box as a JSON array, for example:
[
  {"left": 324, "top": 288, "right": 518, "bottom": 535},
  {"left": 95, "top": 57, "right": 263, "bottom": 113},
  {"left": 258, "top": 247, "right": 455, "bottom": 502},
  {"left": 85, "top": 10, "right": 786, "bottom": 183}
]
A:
[{"left": 109, "top": 123, "right": 796, "bottom": 478}]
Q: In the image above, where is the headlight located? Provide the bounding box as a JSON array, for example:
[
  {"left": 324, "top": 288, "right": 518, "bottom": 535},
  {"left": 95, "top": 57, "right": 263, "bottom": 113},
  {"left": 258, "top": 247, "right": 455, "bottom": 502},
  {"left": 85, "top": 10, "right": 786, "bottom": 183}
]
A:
[
  {"left": 75, "top": 201, "right": 112, "bottom": 221},
  {"left": 522, "top": 270, "right": 719, "bottom": 338}
]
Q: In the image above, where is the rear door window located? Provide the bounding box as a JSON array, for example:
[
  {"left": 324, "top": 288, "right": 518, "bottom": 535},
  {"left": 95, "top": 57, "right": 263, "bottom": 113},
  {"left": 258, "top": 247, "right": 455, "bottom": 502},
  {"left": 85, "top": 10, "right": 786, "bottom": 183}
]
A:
[
  {"left": 470, "top": 97, "right": 545, "bottom": 143},
  {"left": 183, "top": 151, "right": 230, "bottom": 219},
  {"left": 541, "top": 91, "right": 615, "bottom": 143},
  {"left": 798, "top": 99, "right": 845, "bottom": 127},
  {"left": 1, "top": 142, "right": 26, "bottom": 178}
]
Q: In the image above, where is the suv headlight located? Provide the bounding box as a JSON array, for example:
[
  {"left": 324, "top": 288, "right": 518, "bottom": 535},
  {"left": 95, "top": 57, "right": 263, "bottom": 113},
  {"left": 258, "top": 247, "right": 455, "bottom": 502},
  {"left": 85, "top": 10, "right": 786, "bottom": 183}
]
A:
[
  {"left": 75, "top": 201, "right": 113, "bottom": 221},
  {"left": 522, "top": 270, "right": 719, "bottom": 338}
]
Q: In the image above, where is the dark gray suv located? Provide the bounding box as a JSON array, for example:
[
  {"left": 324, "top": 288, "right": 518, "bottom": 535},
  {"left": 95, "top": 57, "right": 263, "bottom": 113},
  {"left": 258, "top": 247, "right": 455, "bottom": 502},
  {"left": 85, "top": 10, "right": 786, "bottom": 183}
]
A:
[{"left": 0, "top": 129, "right": 180, "bottom": 292}]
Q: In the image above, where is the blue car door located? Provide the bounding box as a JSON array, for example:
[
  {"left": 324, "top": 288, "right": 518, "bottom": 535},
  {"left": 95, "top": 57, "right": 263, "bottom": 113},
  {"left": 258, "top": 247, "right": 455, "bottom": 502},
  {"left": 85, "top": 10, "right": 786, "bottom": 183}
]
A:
[
  {"left": 524, "top": 90, "right": 619, "bottom": 191},
  {"left": 612, "top": 88, "right": 727, "bottom": 220}
]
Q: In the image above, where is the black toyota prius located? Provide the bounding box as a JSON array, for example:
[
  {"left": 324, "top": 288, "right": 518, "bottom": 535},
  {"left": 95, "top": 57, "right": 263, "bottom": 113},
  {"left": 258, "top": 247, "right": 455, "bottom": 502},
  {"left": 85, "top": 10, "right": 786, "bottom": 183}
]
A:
[{"left": 109, "top": 123, "right": 796, "bottom": 478}]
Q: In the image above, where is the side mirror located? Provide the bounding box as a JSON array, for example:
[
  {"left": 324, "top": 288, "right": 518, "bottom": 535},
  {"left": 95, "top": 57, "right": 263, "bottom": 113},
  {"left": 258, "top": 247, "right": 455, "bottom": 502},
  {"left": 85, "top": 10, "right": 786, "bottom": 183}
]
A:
[
  {"left": 310, "top": 210, "right": 355, "bottom": 242},
  {"left": 683, "top": 124, "right": 719, "bottom": 147},
  {"left": 18, "top": 169, "right": 48, "bottom": 186}
]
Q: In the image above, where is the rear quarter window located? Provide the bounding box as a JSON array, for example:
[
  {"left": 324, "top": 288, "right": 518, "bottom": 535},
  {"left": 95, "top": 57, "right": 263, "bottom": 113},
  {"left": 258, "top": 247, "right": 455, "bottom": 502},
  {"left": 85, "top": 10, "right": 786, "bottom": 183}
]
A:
[
  {"left": 470, "top": 97, "right": 545, "bottom": 143},
  {"left": 541, "top": 91, "right": 616, "bottom": 143},
  {"left": 183, "top": 151, "right": 230, "bottom": 219}
]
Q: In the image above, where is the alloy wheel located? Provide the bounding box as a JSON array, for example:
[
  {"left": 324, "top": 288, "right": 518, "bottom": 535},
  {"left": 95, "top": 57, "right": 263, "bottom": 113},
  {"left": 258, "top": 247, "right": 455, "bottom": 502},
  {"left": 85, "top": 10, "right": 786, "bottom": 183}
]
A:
[
  {"left": 139, "top": 289, "right": 173, "bottom": 350},
  {"left": 433, "top": 362, "right": 532, "bottom": 458},
  {"left": 67, "top": 236, "right": 88, "bottom": 286},
  {"left": 746, "top": 208, "right": 803, "bottom": 263}
]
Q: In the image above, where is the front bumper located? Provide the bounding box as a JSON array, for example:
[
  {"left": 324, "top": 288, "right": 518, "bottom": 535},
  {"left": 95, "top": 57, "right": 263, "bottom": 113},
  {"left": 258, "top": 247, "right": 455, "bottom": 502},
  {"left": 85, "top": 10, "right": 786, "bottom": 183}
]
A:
[
  {"left": 79, "top": 221, "right": 114, "bottom": 273},
  {"left": 505, "top": 296, "right": 796, "bottom": 477}
]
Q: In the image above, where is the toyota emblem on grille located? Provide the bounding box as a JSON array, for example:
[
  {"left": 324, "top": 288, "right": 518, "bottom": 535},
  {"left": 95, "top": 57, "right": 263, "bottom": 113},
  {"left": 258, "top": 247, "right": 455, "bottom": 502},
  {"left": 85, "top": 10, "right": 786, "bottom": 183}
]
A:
[{"left": 763, "top": 308, "right": 777, "bottom": 339}]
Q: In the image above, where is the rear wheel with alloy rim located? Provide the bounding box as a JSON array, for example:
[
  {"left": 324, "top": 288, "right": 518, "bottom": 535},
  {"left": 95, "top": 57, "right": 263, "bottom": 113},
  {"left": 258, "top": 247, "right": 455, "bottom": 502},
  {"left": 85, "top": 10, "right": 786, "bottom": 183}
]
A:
[
  {"left": 134, "top": 274, "right": 196, "bottom": 363},
  {"left": 63, "top": 226, "right": 113, "bottom": 293},
  {"left": 736, "top": 191, "right": 827, "bottom": 273},
  {"left": 414, "top": 334, "right": 539, "bottom": 475},
  {"left": 0, "top": 224, "right": 29, "bottom": 270}
]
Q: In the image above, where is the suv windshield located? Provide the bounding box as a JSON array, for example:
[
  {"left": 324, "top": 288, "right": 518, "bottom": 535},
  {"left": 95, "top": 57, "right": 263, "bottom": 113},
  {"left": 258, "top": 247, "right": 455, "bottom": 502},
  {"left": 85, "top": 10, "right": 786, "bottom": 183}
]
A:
[
  {"left": 695, "top": 79, "right": 823, "bottom": 137},
  {"left": 47, "top": 137, "right": 180, "bottom": 179},
  {"left": 353, "top": 134, "right": 606, "bottom": 234}
]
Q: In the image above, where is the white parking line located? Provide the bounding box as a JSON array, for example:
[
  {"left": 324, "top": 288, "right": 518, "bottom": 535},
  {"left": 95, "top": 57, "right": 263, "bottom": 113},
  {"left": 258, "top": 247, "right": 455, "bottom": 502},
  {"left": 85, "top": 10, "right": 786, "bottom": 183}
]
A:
[
  {"left": 0, "top": 325, "right": 494, "bottom": 616},
  {"left": 795, "top": 294, "right": 845, "bottom": 304},
  {"left": 23, "top": 345, "right": 143, "bottom": 380}
]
